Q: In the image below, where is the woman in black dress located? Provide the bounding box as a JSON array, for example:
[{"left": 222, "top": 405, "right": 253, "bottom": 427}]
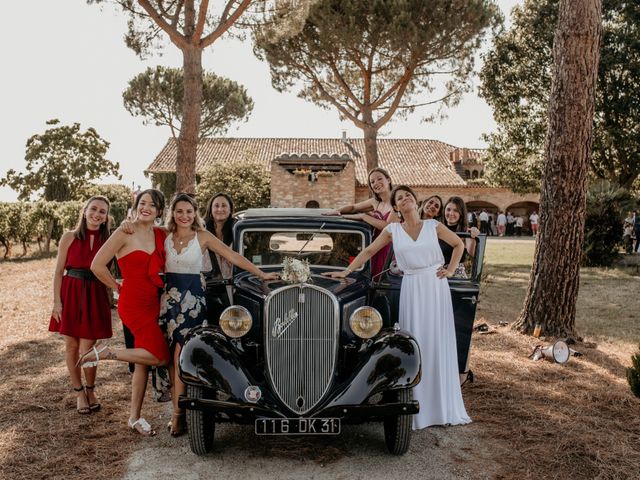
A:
[{"left": 202, "top": 193, "right": 235, "bottom": 323}]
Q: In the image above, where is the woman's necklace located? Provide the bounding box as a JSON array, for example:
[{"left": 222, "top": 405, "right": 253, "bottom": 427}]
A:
[{"left": 175, "top": 232, "right": 193, "bottom": 246}]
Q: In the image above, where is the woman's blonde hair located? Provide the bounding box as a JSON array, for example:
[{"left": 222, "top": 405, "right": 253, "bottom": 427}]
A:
[{"left": 165, "top": 193, "right": 205, "bottom": 232}]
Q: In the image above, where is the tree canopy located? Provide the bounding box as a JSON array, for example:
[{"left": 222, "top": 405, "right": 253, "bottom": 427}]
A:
[
  {"left": 0, "top": 119, "right": 120, "bottom": 201},
  {"left": 480, "top": 0, "right": 640, "bottom": 192},
  {"left": 254, "top": 0, "right": 500, "bottom": 171},
  {"left": 123, "top": 66, "right": 254, "bottom": 139},
  {"left": 89, "top": 0, "right": 314, "bottom": 194}
]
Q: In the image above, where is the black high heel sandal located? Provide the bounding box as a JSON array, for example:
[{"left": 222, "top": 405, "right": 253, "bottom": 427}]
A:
[
  {"left": 461, "top": 370, "right": 474, "bottom": 387},
  {"left": 85, "top": 384, "right": 101, "bottom": 412},
  {"left": 73, "top": 386, "right": 91, "bottom": 415}
]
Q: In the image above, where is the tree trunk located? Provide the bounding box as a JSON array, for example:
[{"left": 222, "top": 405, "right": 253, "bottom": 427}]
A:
[
  {"left": 362, "top": 110, "right": 379, "bottom": 172},
  {"left": 515, "top": 0, "right": 602, "bottom": 338},
  {"left": 176, "top": 44, "right": 203, "bottom": 194}
]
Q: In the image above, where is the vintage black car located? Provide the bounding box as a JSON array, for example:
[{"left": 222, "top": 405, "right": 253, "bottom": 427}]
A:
[{"left": 178, "top": 208, "right": 485, "bottom": 456}]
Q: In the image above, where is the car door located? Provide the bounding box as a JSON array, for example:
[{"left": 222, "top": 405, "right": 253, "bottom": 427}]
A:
[{"left": 370, "top": 233, "right": 486, "bottom": 374}]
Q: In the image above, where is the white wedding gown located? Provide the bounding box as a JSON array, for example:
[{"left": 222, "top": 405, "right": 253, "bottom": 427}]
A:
[{"left": 385, "top": 220, "right": 471, "bottom": 429}]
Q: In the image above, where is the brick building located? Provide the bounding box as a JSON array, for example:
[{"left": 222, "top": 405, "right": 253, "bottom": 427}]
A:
[{"left": 146, "top": 136, "right": 539, "bottom": 218}]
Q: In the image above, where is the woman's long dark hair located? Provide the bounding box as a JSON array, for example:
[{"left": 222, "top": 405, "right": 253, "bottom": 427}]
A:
[
  {"left": 73, "top": 196, "right": 111, "bottom": 242},
  {"left": 444, "top": 196, "right": 468, "bottom": 232},
  {"left": 133, "top": 188, "right": 165, "bottom": 219},
  {"left": 204, "top": 192, "right": 235, "bottom": 245},
  {"left": 368, "top": 167, "right": 393, "bottom": 202}
]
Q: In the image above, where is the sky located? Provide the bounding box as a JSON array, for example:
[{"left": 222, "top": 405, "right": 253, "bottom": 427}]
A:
[{"left": 0, "top": 0, "right": 522, "bottom": 202}]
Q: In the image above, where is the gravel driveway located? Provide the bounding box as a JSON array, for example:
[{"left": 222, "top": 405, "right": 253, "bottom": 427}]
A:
[{"left": 123, "top": 408, "right": 500, "bottom": 480}]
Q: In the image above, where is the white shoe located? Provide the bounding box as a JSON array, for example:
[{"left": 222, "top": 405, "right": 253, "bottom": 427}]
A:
[
  {"left": 76, "top": 342, "right": 109, "bottom": 368},
  {"left": 128, "top": 417, "right": 156, "bottom": 437}
]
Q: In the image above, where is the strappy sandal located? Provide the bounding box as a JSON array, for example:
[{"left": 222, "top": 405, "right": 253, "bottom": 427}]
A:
[
  {"left": 167, "top": 412, "right": 186, "bottom": 437},
  {"left": 128, "top": 417, "right": 156, "bottom": 437},
  {"left": 76, "top": 342, "right": 110, "bottom": 368},
  {"left": 85, "top": 384, "right": 101, "bottom": 412},
  {"left": 73, "top": 386, "right": 91, "bottom": 415},
  {"left": 461, "top": 370, "right": 474, "bottom": 387}
]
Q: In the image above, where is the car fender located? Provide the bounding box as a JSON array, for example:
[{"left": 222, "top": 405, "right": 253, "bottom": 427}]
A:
[
  {"left": 323, "top": 328, "right": 421, "bottom": 408},
  {"left": 178, "top": 327, "right": 254, "bottom": 400}
]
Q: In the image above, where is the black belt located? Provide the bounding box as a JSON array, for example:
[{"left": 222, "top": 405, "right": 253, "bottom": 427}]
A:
[{"left": 65, "top": 268, "right": 96, "bottom": 281}]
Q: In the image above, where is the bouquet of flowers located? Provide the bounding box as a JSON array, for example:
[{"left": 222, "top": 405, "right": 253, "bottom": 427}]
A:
[{"left": 281, "top": 257, "right": 311, "bottom": 284}]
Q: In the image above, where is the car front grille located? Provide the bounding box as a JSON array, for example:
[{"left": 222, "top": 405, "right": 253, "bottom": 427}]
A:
[{"left": 264, "top": 284, "right": 339, "bottom": 415}]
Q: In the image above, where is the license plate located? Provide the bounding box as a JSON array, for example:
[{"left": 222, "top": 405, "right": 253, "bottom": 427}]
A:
[{"left": 255, "top": 417, "right": 341, "bottom": 435}]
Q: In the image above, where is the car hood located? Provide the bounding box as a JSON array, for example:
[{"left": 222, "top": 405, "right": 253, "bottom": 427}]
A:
[{"left": 234, "top": 272, "right": 368, "bottom": 300}]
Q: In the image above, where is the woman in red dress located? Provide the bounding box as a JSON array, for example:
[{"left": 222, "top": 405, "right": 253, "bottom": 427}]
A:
[
  {"left": 50, "top": 196, "right": 112, "bottom": 415},
  {"left": 85, "top": 189, "right": 171, "bottom": 436}
]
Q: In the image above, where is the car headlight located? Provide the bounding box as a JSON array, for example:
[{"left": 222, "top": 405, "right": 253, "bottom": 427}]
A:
[
  {"left": 219, "top": 306, "right": 252, "bottom": 338},
  {"left": 349, "top": 306, "right": 383, "bottom": 339}
]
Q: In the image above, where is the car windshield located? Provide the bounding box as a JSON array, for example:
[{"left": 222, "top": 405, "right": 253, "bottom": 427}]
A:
[{"left": 240, "top": 229, "right": 365, "bottom": 269}]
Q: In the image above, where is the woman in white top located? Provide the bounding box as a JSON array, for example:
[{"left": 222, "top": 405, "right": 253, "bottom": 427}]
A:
[
  {"left": 157, "top": 193, "right": 278, "bottom": 436},
  {"left": 324, "top": 185, "right": 471, "bottom": 429}
]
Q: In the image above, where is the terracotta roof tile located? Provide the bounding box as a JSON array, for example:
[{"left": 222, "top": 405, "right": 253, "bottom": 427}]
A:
[{"left": 147, "top": 137, "right": 483, "bottom": 187}]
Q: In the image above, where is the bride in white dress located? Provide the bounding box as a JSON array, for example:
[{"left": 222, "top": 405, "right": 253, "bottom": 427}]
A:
[{"left": 324, "top": 185, "right": 471, "bottom": 429}]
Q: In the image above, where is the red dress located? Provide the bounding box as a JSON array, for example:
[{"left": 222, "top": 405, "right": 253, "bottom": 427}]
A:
[
  {"left": 371, "top": 210, "right": 392, "bottom": 279},
  {"left": 116, "top": 228, "right": 170, "bottom": 364},
  {"left": 48, "top": 231, "right": 112, "bottom": 339}
]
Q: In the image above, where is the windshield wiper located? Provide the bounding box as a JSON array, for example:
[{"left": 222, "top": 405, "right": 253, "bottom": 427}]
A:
[{"left": 295, "top": 222, "right": 326, "bottom": 256}]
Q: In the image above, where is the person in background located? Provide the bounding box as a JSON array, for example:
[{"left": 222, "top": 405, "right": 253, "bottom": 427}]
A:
[
  {"left": 323, "top": 168, "right": 399, "bottom": 278},
  {"left": 506, "top": 211, "right": 515, "bottom": 236},
  {"left": 515, "top": 215, "right": 524, "bottom": 236},
  {"left": 497, "top": 211, "right": 507, "bottom": 236},
  {"left": 50, "top": 196, "right": 113, "bottom": 415},
  {"left": 305, "top": 200, "right": 320, "bottom": 208},
  {"left": 323, "top": 185, "right": 470, "bottom": 429},
  {"left": 623, "top": 221, "right": 634, "bottom": 254},
  {"left": 529, "top": 211, "right": 539, "bottom": 236},
  {"left": 488, "top": 213, "right": 495, "bottom": 236},
  {"left": 633, "top": 211, "right": 640, "bottom": 253},
  {"left": 479, "top": 209, "right": 489, "bottom": 235},
  {"left": 419, "top": 195, "right": 443, "bottom": 222}
]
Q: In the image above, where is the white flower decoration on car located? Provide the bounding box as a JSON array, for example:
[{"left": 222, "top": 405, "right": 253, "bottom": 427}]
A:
[{"left": 280, "top": 257, "right": 311, "bottom": 284}]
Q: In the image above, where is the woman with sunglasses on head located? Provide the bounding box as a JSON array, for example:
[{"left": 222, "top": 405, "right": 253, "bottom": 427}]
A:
[
  {"left": 158, "top": 193, "right": 278, "bottom": 436},
  {"left": 50, "top": 196, "right": 113, "bottom": 416},
  {"left": 324, "top": 185, "right": 471, "bottom": 429},
  {"left": 86, "top": 189, "right": 171, "bottom": 437},
  {"left": 323, "top": 167, "right": 399, "bottom": 277}
]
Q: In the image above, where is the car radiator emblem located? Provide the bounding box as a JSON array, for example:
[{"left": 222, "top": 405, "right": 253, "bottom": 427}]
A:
[{"left": 272, "top": 308, "right": 298, "bottom": 338}]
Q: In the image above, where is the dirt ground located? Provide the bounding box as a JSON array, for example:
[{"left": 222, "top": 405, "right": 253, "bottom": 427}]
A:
[{"left": 1, "top": 241, "right": 639, "bottom": 480}]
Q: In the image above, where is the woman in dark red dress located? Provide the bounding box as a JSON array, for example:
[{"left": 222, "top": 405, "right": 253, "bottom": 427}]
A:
[
  {"left": 85, "top": 189, "right": 171, "bottom": 436},
  {"left": 323, "top": 168, "right": 398, "bottom": 278},
  {"left": 50, "top": 196, "right": 112, "bottom": 415}
]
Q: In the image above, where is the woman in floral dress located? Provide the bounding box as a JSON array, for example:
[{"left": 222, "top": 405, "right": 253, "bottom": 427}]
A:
[{"left": 159, "top": 193, "right": 278, "bottom": 436}]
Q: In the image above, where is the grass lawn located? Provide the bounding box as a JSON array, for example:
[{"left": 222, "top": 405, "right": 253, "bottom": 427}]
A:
[
  {"left": 0, "top": 240, "right": 638, "bottom": 479},
  {"left": 481, "top": 238, "right": 640, "bottom": 352}
]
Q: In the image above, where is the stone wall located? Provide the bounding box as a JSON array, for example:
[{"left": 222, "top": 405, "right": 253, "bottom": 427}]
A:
[{"left": 270, "top": 160, "right": 356, "bottom": 208}]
